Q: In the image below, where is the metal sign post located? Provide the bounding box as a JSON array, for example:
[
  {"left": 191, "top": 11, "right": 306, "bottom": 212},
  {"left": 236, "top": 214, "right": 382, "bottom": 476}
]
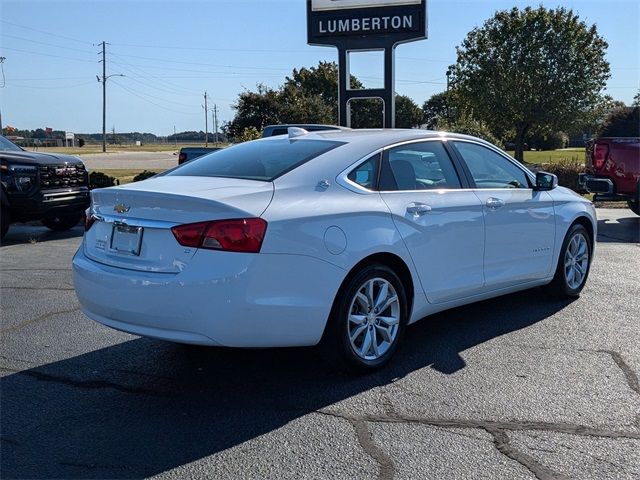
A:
[{"left": 307, "top": 0, "right": 427, "bottom": 128}]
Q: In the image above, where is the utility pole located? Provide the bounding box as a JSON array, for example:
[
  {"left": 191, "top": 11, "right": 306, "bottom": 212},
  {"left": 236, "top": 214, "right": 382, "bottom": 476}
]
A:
[
  {"left": 203, "top": 91, "right": 209, "bottom": 147},
  {"left": 213, "top": 104, "right": 219, "bottom": 144},
  {"left": 174, "top": 125, "right": 177, "bottom": 148},
  {"left": 0, "top": 56, "right": 6, "bottom": 133},
  {"left": 97, "top": 42, "right": 123, "bottom": 153},
  {"left": 101, "top": 41, "right": 107, "bottom": 153}
]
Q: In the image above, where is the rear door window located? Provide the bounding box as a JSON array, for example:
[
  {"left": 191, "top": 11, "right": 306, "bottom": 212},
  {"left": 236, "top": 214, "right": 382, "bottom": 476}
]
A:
[
  {"left": 167, "top": 138, "right": 344, "bottom": 181},
  {"left": 379, "top": 141, "right": 462, "bottom": 191}
]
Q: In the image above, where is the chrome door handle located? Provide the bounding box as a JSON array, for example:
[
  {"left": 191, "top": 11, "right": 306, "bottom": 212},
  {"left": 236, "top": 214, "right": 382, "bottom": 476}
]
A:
[
  {"left": 406, "top": 203, "right": 432, "bottom": 216},
  {"left": 485, "top": 197, "right": 505, "bottom": 210}
]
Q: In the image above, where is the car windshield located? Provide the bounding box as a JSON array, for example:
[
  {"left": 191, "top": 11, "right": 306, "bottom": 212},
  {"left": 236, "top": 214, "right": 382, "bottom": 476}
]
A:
[
  {"left": 167, "top": 138, "right": 344, "bottom": 181},
  {"left": 0, "top": 136, "right": 23, "bottom": 152}
]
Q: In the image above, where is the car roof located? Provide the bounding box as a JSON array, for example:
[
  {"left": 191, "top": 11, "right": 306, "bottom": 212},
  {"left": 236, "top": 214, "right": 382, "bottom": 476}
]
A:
[{"left": 262, "top": 128, "right": 496, "bottom": 152}]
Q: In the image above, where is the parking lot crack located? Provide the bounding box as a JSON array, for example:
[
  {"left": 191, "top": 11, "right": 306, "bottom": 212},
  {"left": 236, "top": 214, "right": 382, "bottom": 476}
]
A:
[
  {"left": 1, "top": 286, "right": 75, "bottom": 291},
  {"left": 349, "top": 419, "right": 395, "bottom": 480},
  {"left": 485, "top": 427, "right": 568, "bottom": 480},
  {"left": 0, "top": 307, "right": 80, "bottom": 334},
  {"left": 598, "top": 350, "right": 640, "bottom": 395},
  {"left": 314, "top": 409, "right": 640, "bottom": 440},
  {"left": 0, "top": 367, "right": 172, "bottom": 397}
]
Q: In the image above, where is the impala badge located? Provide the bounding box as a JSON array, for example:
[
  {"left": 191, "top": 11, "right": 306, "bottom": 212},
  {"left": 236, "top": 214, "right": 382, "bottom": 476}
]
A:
[{"left": 114, "top": 203, "right": 130, "bottom": 213}]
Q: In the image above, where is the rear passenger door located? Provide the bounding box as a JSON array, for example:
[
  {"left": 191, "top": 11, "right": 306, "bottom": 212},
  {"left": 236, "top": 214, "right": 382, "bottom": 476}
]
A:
[
  {"left": 451, "top": 141, "right": 556, "bottom": 289},
  {"left": 378, "top": 140, "right": 486, "bottom": 304}
]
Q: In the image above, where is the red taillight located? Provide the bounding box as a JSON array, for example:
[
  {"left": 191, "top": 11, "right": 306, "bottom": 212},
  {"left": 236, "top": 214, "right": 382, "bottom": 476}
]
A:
[
  {"left": 593, "top": 143, "right": 609, "bottom": 170},
  {"left": 171, "top": 218, "right": 267, "bottom": 253},
  {"left": 178, "top": 153, "right": 187, "bottom": 164},
  {"left": 84, "top": 213, "right": 96, "bottom": 231}
]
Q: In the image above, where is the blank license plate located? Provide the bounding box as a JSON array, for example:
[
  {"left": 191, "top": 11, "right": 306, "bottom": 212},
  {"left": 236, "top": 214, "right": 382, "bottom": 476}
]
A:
[{"left": 110, "top": 225, "right": 143, "bottom": 256}]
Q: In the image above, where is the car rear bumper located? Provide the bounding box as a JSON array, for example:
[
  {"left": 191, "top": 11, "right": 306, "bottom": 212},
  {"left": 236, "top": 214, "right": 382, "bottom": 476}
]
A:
[
  {"left": 73, "top": 245, "right": 345, "bottom": 347},
  {"left": 578, "top": 174, "right": 633, "bottom": 201}
]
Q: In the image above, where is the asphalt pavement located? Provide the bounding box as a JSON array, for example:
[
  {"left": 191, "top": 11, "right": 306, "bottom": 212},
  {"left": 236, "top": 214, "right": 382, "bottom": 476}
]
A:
[
  {"left": 79, "top": 151, "right": 178, "bottom": 171},
  {"left": 1, "top": 208, "right": 638, "bottom": 479}
]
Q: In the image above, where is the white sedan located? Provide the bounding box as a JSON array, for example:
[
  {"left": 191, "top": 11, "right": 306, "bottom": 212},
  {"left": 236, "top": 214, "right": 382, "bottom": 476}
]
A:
[{"left": 73, "top": 128, "right": 596, "bottom": 371}]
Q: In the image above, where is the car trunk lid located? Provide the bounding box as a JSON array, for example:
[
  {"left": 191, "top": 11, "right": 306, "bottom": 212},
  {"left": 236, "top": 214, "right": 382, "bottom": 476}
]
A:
[{"left": 84, "top": 176, "right": 273, "bottom": 273}]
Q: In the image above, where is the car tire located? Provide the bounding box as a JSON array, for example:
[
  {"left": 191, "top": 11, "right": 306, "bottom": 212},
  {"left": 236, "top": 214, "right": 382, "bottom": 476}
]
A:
[
  {"left": 322, "top": 264, "right": 408, "bottom": 372},
  {"left": 545, "top": 223, "right": 592, "bottom": 298},
  {"left": 42, "top": 212, "right": 83, "bottom": 232},
  {"left": 1, "top": 207, "right": 10, "bottom": 240}
]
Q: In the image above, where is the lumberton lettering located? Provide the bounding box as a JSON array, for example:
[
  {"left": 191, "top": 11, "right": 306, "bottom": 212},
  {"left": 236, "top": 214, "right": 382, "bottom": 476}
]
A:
[{"left": 318, "top": 15, "right": 413, "bottom": 33}]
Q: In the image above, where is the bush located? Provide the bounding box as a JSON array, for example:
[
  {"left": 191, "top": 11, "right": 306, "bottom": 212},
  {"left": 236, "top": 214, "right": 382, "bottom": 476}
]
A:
[
  {"left": 437, "top": 115, "right": 503, "bottom": 148},
  {"left": 132, "top": 170, "right": 158, "bottom": 182},
  {"left": 527, "top": 130, "right": 569, "bottom": 150},
  {"left": 599, "top": 107, "right": 639, "bottom": 137},
  {"left": 89, "top": 171, "right": 118, "bottom": 189},
  {"left": 235, "top": 126, "right": 262, "bottom": 143},
  {"left": 537, "top": 158, "right": 586, "bottom": 193}
]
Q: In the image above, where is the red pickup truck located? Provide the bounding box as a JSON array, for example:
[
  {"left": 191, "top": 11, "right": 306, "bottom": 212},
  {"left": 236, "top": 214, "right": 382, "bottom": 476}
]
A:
[{"left": 580, "top": 137, "right": 640, "bottom": 215}]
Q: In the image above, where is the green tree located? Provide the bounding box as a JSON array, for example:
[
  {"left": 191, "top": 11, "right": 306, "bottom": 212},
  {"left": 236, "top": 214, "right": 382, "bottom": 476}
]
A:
[
  {"left": 438, "top": 114, "right": 503, "bottom": 148},
  {"left": 450, "top": 6, "right": 610, "bottom": 161},
  {"left": 395, "top": 95, "right": 422, "bottom": 128},
  {"left": 225, "top": 61, "right": 424, "bottom": 138},
  {"left": 422, "top": 91, "right": 454, "bottom": 129},
  {"left": 235, "top": 126, "right": 262, "bottom": 143},
  {"left": 599, "top": 107, "right": 640, "bottom": 137}
]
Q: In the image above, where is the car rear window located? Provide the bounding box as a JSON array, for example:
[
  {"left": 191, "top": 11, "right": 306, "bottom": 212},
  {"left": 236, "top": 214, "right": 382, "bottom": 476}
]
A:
[{"left": 167, "top": 138, "right": 344, "bottom": 181}]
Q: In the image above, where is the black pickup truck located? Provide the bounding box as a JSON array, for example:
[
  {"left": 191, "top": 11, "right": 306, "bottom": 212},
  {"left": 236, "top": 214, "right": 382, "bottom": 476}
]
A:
[
  {"left": 178, "top": 147, "right": 223, "bottom": 165},
  {"left": 1, "top": 135, "right": 90, "bottom": 240}
]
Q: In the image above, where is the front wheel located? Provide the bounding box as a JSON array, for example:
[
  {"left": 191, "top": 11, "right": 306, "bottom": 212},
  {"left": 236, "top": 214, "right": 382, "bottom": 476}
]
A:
[
  {"left": 322, "top": 264, "right": 408, "bottom": 372},
  {"left": 628, "top": 200, "right": 640, "bottom": 216},
  {"left": 545, "top": 224, "right": 592, "bottom": 298},
  {"left": 42, "top": 212, "right": 83, "bottom": 232}
]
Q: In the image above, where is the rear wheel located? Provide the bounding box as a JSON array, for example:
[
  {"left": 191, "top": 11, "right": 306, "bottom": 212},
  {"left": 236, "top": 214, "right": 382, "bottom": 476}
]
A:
[
  {"left": 42, "top": 212, "right": 83, "bottom": 232},
  {"left": 1, "top": 207, "right": 10, "bottom": 240},
  {"left": 545, "top": 224, "right": 592, "bottom": 298},
  {"left": 322, "top": 264, "right": 407, "bottom": 372}
]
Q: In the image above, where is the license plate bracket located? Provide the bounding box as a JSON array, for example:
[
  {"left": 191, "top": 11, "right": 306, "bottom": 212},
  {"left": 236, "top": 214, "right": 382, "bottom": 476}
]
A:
[{"left": 110, "top": 224, "right": 143, "bottom": 256}]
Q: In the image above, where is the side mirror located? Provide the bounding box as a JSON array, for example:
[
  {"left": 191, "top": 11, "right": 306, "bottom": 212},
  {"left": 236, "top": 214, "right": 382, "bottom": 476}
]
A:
[{"left": 534, "top": 171, "right": 558, "bottom": 191}]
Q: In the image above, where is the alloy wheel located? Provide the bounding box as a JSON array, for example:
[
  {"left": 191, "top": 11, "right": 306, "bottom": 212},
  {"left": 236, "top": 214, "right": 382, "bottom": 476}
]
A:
[
  {"left": 564, "top": 232, "right": 589, "bottom": 290},
  {"left": 347, "top": 277, "right": 400, "bottom": 361}
]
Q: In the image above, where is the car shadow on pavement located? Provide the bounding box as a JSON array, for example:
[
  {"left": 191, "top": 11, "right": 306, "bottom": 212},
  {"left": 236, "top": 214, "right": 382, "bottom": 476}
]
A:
[
  {"left": 597, "top": 216, "right": 640, "bottom": 244},
  {"left": 0, "top": 288, "right": 573, "bottom": 478},
  {"left": 0, "top": 224, "right": 84, "bottom": 247}
]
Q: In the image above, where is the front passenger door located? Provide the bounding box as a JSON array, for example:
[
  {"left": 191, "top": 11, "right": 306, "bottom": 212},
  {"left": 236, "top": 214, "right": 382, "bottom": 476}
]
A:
[{"left": 451, "top": 141, "right": 556, "bottom": 289}]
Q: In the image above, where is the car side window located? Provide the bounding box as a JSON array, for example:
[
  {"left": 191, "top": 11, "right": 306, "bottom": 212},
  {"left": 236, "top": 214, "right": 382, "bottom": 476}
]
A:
[
  {"left": 453, "top": 141, "right": 530, "bottom": 189},
  {"left": 379, "top": 141, "right": 461, "bottom": 191},
  {"left": 347, "top": 154, "right": 379, "bottom": 190}
]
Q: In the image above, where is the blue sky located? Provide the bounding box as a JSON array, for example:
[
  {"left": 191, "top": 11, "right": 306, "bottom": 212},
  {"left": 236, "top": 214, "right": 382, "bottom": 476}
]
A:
[{"left": 1, "top": 0, "right": 638, "bottom": 136}]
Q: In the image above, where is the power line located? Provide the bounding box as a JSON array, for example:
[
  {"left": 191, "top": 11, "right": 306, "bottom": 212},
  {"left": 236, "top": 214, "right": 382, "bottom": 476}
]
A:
[
  {"left": 1, "top": 34, "right": 97, "bottom": 55},
  {"left": 109, "top": 79, "right": 200, "bottom": 107},
  {"left": 0, "top": 19, "right": 91, "bottom": 45},
  {"left": 5, "top": 81, "right": 96, "bottom": 90},
  {"left": 110, "top": 79, "right": 199, "bottom": 115},
  {"left": 0, "top": 46, "right": 96, "bottom": 63},
  {"left": 107, "top": 50, "right": 292, "bottom": 72},
  {"left": 109, "top": 52, "right": 201, "bottom": 95}
]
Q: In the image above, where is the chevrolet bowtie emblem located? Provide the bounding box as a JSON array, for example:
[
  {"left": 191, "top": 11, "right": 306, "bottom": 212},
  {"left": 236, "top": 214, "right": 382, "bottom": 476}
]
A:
[{"left": 114, "top": 203, "right": 130, "bottom": 213}]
